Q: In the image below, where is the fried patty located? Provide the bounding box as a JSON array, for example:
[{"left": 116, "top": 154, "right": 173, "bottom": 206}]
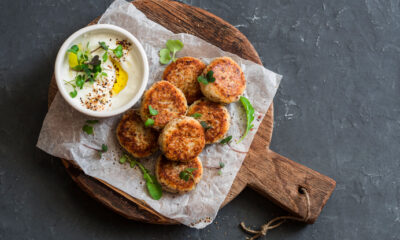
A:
[
  {"left": 116, "top": 110, "right": 158, "bottom": 158},
  {"left": 163, "top": 57, "right": 206, "bottom": 104},
  {"left": 140, "top": 81, "right": 188, "bottom": 130},
  {"left": 199, "top": 57, "right": 246, "bottom": 104},
  {"left": 158, "top": 116, "right": 205, "bottom": 162},
  {"left": 155, "top": 155, "right": 203, "bottom": 193},
  {"left": 187, "top": 98, "right": 230, "bottom": 144}
]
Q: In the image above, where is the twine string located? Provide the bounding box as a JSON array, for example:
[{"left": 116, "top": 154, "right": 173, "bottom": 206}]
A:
[{"left": 240, "top": 187, "right": 311, "bottom": 240}]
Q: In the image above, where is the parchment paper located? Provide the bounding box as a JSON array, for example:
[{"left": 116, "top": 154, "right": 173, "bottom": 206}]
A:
[{"left": 37, "top": 0, "right": 281, "bottom": 228}]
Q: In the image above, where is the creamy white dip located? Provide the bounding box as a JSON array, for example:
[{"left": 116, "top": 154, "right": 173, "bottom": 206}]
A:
[{"left": 61, "top": 31, "right": 142, "bottom": 112}]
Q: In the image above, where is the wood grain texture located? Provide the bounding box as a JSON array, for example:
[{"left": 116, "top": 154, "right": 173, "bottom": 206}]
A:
[{"left": 48, "top": 0, "right": 335, "bottom": 225}]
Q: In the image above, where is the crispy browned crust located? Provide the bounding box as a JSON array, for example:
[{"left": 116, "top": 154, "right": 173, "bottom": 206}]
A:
[
  {"left": 187, "top": 98, "right": 230, "bottom": 144},
  {"left": 200, "top": 57, "right": 246, "bottom": 103},
  {"left": 158, "top": 117, "right": 205, "bottom": 162},
  {"left": 140, "top": 81, "right": 188, "bottom": 130},
  {"left": 116, "top": 110, "right": 159, "bottom": 158},
  {"left": 155, "top": 155, "right": 203, "bottom": 193},
  {"left": 162, "top": 57, "right": 206, "bottom": 104}
]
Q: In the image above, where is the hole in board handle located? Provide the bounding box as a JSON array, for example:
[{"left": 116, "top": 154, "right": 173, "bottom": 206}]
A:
[{"left": 298, "top": 186, "right": 307, "bottom": 194}]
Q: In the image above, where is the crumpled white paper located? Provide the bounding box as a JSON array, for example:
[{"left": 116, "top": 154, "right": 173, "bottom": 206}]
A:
[{"left": 37, "top": 0, "right": 281, "bottom": 228}]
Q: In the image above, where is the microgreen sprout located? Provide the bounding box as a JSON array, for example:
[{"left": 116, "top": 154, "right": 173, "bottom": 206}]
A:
[
  {"left": 179, "top": 168, "right": 197, "bottom": 182},
  {"left": 197, "top": 70, "right": 215, "bottom": 85},
  {"left": 191, "top": 113, "right": 202, "bottom": 119},
  {"left": 238, "top": 96, "right": 255, "bottom": 142},
  {"left": 119, "top": 155, "right": 162, "bottom": 200},
  {"left": 159, "top": 39, "right": 184, "bottom": 64}
]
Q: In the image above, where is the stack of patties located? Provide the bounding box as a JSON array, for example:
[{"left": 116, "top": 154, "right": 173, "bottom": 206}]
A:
[{"left": 117, "top": 56, "right": 246, "bottom": 194}]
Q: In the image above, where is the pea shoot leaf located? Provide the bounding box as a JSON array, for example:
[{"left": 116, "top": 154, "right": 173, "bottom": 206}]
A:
[
  {"left": 86, "top": 120, "right": 99, "bottom": 124},
  {"left": 113, "top": 45, "right": 123, "bottom": 58},
  {"left": 120, "top": 155, "right": 162, "bottom": 200},
  {"left": 200, "top": 121, "right": 212, "bottom": 130},
  {"left": 99, "top": 41, "right": 109, "bottom": 51},
  {"left": 238, "top": 96, "right": 255, "bottom": 142},
  {"left": 75, "top": 75, "right": 85, "bottom": 89},
  {"left": 67, "top": 45, "right": 79, "bottom": 54},
  {"left": 145, "top": 118, "right": 155, "bottom": 127},
  {"left": 146, "top": 175, "right": 163, "bottom": 200},
  {"left": 166, "top": 40, "right": 183, "bottom": 62},
  {"left": 101, "top": 144, "right": 108, "bottom": 153},
  {"left": 197, "top": 76, "right": 209, "bottom": 85},
  {"left": 191, "top": 113, "right": 202, "bottom": 119},
  {"left": 219, "top": 135, "right": 232, "bottom": 144},
  {"left": 197, "top": 71, "right": 215, "bottom": 85},
  {"left": 82, "top": 125, "right": 93, "bottom": 135},
  {"left": 206, "top": 70, "right": 215, "bottom": 83},
  {"left": 102, "top": 51, "right": 108, "bottom": 62},
  {"left": 119, "top": 155, "right": 127, "bottom": 164},
  {"left": 148, "top": 105, "right": 158, "bottom": 116},
  {"left": 159, "top": 48, "right": 171, "bottom": 64},
  {"left": 179, "top": 168, "right": 197, "bottom": 182},
  {"left": 69, "top": 88, "right": 77, "bottom": 98}
]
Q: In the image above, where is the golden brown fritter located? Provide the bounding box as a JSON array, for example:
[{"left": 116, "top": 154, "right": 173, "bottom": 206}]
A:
[
  {"left": 158, "top": 116, "right": 205, "bottom": 162},
  {"left": 162, "top": 57, "right": 206, "bottom": 104},
  {"left": 187, "top": 98, "right": 230, "bottom": 144},
  {"left": 155, "top": 155, "right": 203, "bottom": 193},
  {"left": 199, "top": 57, "right": 246, "bottom": 104},
  {"left": 140, "top": 81, "right": 188, "bottom": 130},
  {"left": 116, "top": 110, "right": 158, "bottom": 158}
]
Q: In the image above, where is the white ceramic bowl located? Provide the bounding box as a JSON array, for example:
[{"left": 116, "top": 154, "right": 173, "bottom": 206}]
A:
[{"left": 54, "top": 24, "right": 149, "bottom": 118}]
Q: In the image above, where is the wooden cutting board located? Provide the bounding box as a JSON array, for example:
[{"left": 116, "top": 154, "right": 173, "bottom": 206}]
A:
[{"left": 48, "top": 0, "right": 336, "bottom": 225}]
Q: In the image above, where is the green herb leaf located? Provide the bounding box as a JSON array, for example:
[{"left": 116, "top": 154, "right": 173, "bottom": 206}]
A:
[
  {"left": 238, "top": 96, "right": 255, "bottom": 142},
  {"left": 101, "top": 72, "right": 108, "bottom": 77},
  {"left": 191, "top": 113, "right": 202, "bottom": 119},
  {"left": 197, "top": 76, "right": 209, "bottom": 85},
  {"left": 166, "top": 40, "right": 183, "bottom": 62},
  {"left": 220, "top": 135, "right": 232, "bottom": 144},
  {"left": 122, "top": 155, "right": 163, "bottom": 200},
  {"left": 82, "top": 124, "right": 93, "bottom": 135},
  {"left": 130, "top": 160, "right": 136, "bottom": 168},
  {"left": 145, "top": 118, "right": 155, "bottom": 127},
  {"left": 69, "top": 88, "right": 77, "bottom": 98},
  {"left": 76, "top": 51, "right": 84, "bottom": 64},
  {"left": 67, "top": 45, "right": 79, "bottom": 54},
  {"left": 148, "top": 105, "right": 158, "bottom": 116},
  {"left": 206, "top": 70, "right": 216, "bottom": 83},
  {"left": 219, "top": 162, "right": 225, "bottom": 168},
  {"left": 101, "top": 144, "right": 108, "bottom": 153},
  {"left": 72, "top": 65, "right": 83, "bottom": 71},
  {"left": 86, "top": 120, "right": 99, "bottom": 124},
  {"left": 113, "top": 45, "right": 123, "bottom": 58},
  {"left": 99, "top": 42, "right": 109, "bottom": 50},
  {"left": 81, "top": 64, "right": 91, "bottom": 76},
  {"left": 179, "top": 171, "right": 190, "bottom": 181},
  {"left": 119, "top": 155, "right": 127, "bottom": 164},
  {"left": 75, "top": 75, "right": 85, "bottom": 89},
  {"left": 102, "top": 51, "right": 108, "bottom": 62},
  {"left": 197, "top": 71, "right": 215, "bottom": 85},
  {"left": 179, "top": 168, "right": 197, "bottom": 182},
  {"left": 218, "top": 170, "right": 222, "bottom": 175},
  {"left": 200, "top": 121, "right": 212, "bottom": 130},
  {"left": 146, "top": 174, "right": 163, "bottom": 200},
  {"left": 159, "top": 48, "right": 171, "bottom": 64}
]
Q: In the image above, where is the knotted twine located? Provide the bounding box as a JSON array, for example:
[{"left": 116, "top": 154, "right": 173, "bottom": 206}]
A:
[{"left": 240, "top": 187, "right": 311, "bottom": 240}]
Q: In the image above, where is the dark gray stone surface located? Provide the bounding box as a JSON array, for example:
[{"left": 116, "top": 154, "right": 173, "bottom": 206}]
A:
[{"left": 1, "top": 0, "right": 399, "bottom": 239}]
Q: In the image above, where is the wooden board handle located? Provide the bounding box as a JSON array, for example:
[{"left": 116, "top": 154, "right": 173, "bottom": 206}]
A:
[{"left": 244, "top": 149, "right": 336, "bottom": 223}]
